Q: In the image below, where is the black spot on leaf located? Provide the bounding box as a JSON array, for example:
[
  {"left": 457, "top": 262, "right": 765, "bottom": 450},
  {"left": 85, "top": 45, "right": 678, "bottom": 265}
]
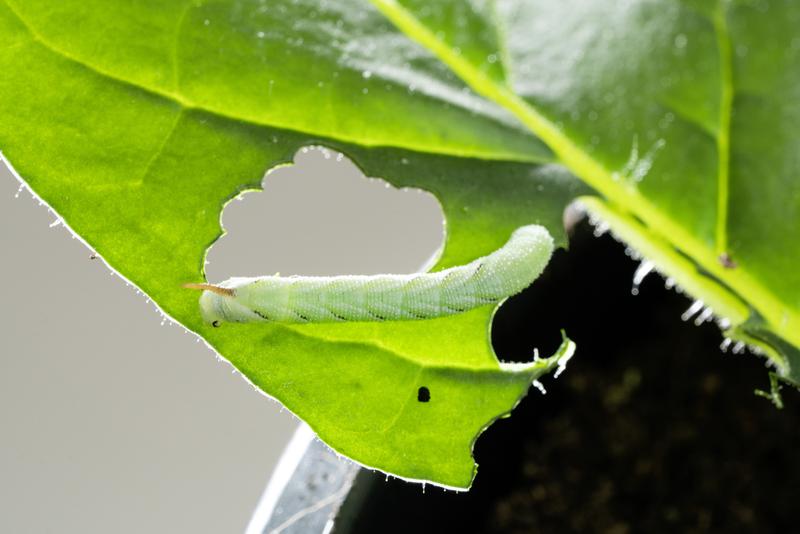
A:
[{"left": 418, "top": 386, "right": 431, "bottom": 403}]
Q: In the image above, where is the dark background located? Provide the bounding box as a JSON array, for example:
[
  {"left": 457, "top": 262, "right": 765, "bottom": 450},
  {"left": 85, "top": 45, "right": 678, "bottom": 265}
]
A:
[{"left": 342, "top": 220, "right": 800, "bottom": 534}]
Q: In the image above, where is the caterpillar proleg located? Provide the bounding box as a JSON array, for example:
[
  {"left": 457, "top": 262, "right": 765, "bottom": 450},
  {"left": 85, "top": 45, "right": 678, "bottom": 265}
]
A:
[{"left": 185, "top": 225, "right": 553, "bottom": 326}]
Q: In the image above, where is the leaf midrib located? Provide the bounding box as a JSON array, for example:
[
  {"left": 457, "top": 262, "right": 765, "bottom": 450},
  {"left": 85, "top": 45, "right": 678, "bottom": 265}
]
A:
[
  {"left": 1, "top": 0, "right": 544, "bottom": 164},
  {"left": 713, "top": 2, "right": 733, "bottom": 258},
  {"left": 369, "top": 0, "right": 800, "bottom": 350}
]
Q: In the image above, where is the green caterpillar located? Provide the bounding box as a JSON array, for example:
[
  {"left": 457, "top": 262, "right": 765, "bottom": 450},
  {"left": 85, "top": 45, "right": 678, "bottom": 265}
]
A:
[{"left": 186, "top": 225, "right": 553, "bottom": 326}]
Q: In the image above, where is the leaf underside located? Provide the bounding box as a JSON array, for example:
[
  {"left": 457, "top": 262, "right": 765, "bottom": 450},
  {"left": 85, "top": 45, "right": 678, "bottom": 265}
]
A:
[{"left": 1, "top": 0, "right": 797, "bottom": 487}]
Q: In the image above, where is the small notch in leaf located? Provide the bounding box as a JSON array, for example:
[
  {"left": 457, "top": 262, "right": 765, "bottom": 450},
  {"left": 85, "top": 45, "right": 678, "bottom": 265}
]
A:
[{"left": 417, "top": 386, "right": 431, "bottom": 403}]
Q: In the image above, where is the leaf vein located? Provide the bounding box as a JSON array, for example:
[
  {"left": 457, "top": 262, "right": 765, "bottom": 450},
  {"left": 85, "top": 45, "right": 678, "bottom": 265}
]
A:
[
  {"left": 135, "top": 109, "right": 184, "bottom": 186},
  {"left": 369, "top": 0, "right": 800, "bottom": 348},
  {"left": 489, "top": 0, "right": 514, "bottom": 87},
  {"left": 1, "top": 0, "right": 537, "bottom": 163},
  {"left": 713, "top": 2, "right": 734, "bottom": 257},
  {"left": 379, "top": 367, "right": 423, "bottom": 434},
  {"left": 171, "top": 1, "right": 196, "bottom": 93}
]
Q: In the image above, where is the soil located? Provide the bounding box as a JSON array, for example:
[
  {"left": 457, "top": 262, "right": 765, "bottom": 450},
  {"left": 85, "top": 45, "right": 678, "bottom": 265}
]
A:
[{"left": 339, "top": 221, "right": 800, "bottom": 534}]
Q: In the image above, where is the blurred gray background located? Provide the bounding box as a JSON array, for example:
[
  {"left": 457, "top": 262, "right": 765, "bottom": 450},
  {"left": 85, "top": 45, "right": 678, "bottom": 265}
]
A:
[{"left": 0, "top": 147, "right": 443, "bottom": 533}]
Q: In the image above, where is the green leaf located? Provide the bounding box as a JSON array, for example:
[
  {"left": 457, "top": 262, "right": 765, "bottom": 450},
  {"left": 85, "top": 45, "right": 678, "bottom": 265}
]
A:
[
  {"left": 372, "top": 0, "right": 800, "bottom": 379},
  {"left": 0, "top": 0, "right": 583, "bottom": 488},
  {"left": 2, "top": 0, "right": 798, "bottom": 489}
]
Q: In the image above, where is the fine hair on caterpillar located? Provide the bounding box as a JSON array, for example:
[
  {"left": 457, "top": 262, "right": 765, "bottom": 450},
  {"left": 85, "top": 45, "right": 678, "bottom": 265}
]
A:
[{"left": 185, "top": 225, "right": 554, "bottom": 326}]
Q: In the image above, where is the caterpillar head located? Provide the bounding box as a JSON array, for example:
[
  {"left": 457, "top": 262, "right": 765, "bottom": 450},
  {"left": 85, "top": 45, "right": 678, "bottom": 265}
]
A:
[{"left": 184, "top": 283, "right": 236, "bottom": 327}]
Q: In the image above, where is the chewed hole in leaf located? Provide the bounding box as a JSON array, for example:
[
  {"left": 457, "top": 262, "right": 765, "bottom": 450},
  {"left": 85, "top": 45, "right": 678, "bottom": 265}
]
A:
[
  {"left": 491, "top": 251, "right": 567, "bottom": 364},
  {"left": 205, "top": 146, "right": 445, "bottom": 281}
]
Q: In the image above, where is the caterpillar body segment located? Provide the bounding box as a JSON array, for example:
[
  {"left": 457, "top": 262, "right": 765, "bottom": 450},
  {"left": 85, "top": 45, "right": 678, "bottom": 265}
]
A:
[{"left": 189, "top": 225, "right": 554, "bottom": 326}]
